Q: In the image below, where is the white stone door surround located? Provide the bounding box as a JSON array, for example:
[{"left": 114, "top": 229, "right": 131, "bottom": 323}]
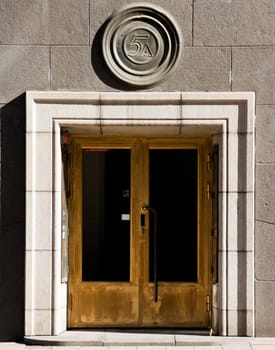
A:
[{"left": 26, "top": 91, "right": 255, "bottom": 336}]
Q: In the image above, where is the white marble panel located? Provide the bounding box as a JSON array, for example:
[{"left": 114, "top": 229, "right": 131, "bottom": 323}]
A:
[
  {"left": 218, "top": 130, "right": 228, "bottom": 194},
  {"left": 53, "top": 126, "right": 62, "bottom": 193},
  {"left": 53, "top": 274, "right": 67, "bottom": 310},
  {"left": 227, "top": 133, "right": 239, "bottom": 192},
  {"left": 246, "top": 310, "right": 255, "bottom": 337},
  {"left": 227, "top": 252, "right": 239, "bottom": 311},
  {"left": 27, "top": 91, "right": 101, "bottom": 132},
  {"left": 55, "top": 119, "right": 101, "bottom": 135},
  {"left": 218, "top": 192, "right": 227, "bottom": 252},
  {"left": 217, "top": 308, "right": 227, "bottom": 336},
  {"left": 100, "top": 91, "right": 182, "bottom": 103},
  {"left": 100, "top": 104, "right": 181, "bottom": 120},
  {"left": 227, "top": 192, "right": 254, "bottom": 251},
  {"left": 52, "top": 192, "right": 62, "bottom": 252},
  {"left": 29, "top": 102, "right": 102, "bottom": 132},
  {"left": 228, "top": 133, "right": 254, "bottom": 193},
  {"left": 26, "top": 191, "right": 52, "bottom": 251},
  {"left": 25, "top": 251, "right": 35, "bottom": 311},
  {"left": 212, "top": 305, "right": 219, "bottom": 335},
  {"left": 30, "top": 250, "right": 52, "bottom": 310},
  {"left": 101, "top": 118, "right": 181, "bottom": 126},
  {"left": 217, "top": 251, "right": 228, "bottom": 314},
  {"left": 27, "top": 103, "right": 53, "bottom": 133},
  {"left": 25, "top": 309, "right": 33, "bottom": 336},
  {"left": 100, "top": 95, "right": 181, "bottom": 120},
  {"left": 180, "top": 121, "right": 223, "bottom": 136},
  {"left": 227, "top": 309, "right": 253, "bottom": 336},
  {"left": 245, "top": 252, "right": 255, "bottom": 312},
  {"left": 26, "top": 132, "right": 53, "bottom": 191},
  {"left": 53, "top": 307, "right": 67, "bottom": 335},
  {"left": 217, "top": 252, "right": 254, "bottom": 335},
  {"left": 25, "top": 309, "right": 52, "bottom": 336},
  {"left": 236, "top": 103, "right": 253, "bottom": 134},
  {"left": 212, "top": 283, "right": 219, "bottom": 311},
  {"left": 244, "top": 133, "right": 255, "bottom": 193},
  {"left": 227, "top": 251, "right": 254, "bottom": 312},
  {"left": 181, "top": 104, "right": 239, "bottom": 130},
  {"left": 238, "top": 132, "right": 255, "bottom": 192},
  {"left": 227, "top": 309, "right": 239, "bottom": 336},
  {"left": 102, "top": 124, "right": 180, "bottom": 136},
  {"left": 52, "top": 250, "right": 68, "bottom": 309}
]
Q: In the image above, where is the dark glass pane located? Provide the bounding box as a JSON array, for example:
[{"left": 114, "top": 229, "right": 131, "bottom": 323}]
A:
[
  {"left": 149, "top": 149, "right": 198, "bottom": 282},
  {"left": 82, "top": 149, "right": 131, "bottom": 282}
]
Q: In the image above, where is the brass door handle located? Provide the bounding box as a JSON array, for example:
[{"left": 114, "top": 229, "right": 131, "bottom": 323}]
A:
[
  {"left": 140, "top": 206, "right": 149, "bottom": 234},
  {"left": 140, "top": 212, "right": 146, "bottom": 232},
  {"left": 140, "top": 206, "right": 158, "bottom": 302}
]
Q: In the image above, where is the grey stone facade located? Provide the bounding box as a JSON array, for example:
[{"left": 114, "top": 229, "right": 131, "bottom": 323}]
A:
[{"left": 0, "top": 0, "right": 275, "bottom": 339}]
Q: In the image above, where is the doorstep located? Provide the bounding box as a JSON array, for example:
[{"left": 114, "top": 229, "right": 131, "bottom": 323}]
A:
[{"left": 24, "top": 329, "right": 253, "bottom": 347}]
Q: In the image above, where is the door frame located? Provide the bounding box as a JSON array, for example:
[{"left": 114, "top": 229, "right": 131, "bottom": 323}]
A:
[{"left": 25, "top": 91, "right": 255, "bottom": 336}]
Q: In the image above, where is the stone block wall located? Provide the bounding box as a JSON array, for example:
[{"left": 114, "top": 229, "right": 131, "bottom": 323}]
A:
[{"left": 0, "top": 0, "right": 275, "bottom": 338}]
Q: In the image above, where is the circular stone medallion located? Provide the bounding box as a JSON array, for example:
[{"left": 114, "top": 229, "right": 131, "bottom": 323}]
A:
[{"left": 102, "top": 3, "right": 182, "bottom": 87}]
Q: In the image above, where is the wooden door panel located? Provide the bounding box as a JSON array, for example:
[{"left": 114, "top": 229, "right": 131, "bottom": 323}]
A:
[
  {"left": 142, "top": 285, "right": 208, "bottom": 327},
  {"left": 68, "top": 138, "right": 139, "bottom": 327},
  {"left": 70, "top": 284, "right": 139, "bottom": 327}
]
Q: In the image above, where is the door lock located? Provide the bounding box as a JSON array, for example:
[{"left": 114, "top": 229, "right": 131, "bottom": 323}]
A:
[{"left": 141, "top": 206, "right": 149, "bottom": 213}]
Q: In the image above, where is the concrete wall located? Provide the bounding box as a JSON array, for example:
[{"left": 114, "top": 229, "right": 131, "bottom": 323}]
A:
[{"left": 0, "top": 0, "right": 274, "bottom": 338}]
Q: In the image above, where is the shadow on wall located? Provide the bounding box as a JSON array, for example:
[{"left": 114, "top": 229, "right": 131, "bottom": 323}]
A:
[
  {"left": 91, "top": 18, "right": 138, "bottom": 91},
  {"left": 0, "top": 94, "right": 25, "bottom": 340}
]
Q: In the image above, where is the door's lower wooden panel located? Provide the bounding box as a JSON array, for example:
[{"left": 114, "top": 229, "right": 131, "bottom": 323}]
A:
[
  {"left": 69, "top": 283, "right": 208, "bottom": 327},
  {"left": 141, "top": 284, "right": 208, "bottom": 327},
  {"left": 69, "top": 283, "right": 139, "bottom": 327}
]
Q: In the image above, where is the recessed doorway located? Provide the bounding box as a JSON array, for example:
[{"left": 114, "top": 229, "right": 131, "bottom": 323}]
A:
[{"left": 25, "top": 91, "right": 255, "bottom": 336}]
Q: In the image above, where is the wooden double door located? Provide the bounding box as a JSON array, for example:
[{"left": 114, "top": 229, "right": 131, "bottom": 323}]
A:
[{"left": 68, "top": 137, "right": 212, "bottom": 328}]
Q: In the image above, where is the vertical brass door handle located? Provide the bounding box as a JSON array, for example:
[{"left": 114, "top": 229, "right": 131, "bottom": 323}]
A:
[
  {"left": 140, "top": 206, "right": 148, "bottom": 234},
  {"left": 140, "top": 206, "right": 158, "bottom": 302},
  {"left": 140, "top": 212, "right": 146, "bottom": 233}
]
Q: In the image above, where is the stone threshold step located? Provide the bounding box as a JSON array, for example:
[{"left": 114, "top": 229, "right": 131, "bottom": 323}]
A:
[{"left": 24, "top": 330, "right": 251, "bottom": 347}]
